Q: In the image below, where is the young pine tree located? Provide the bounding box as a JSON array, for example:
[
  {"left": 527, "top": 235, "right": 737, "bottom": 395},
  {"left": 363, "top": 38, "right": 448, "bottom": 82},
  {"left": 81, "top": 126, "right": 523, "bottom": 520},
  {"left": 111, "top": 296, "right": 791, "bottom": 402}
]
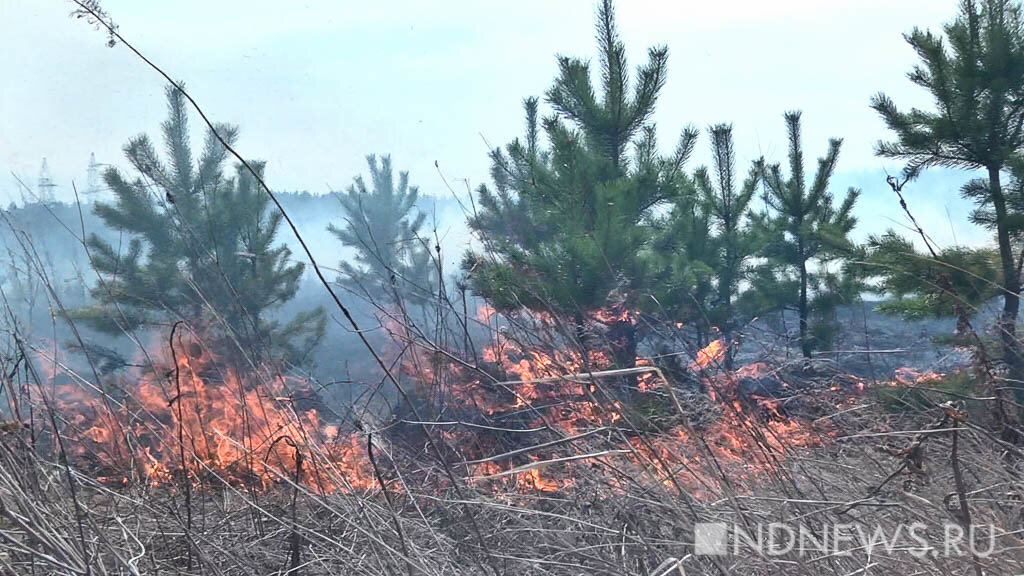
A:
[
  {"left": 328, "top": 154, "right": 434, "bottom": 305},
  {"left": 751, "top": 111, "right": 860, "bottom": 359},
  {"left": 872, "top": 0, "right": 1024, "bottom": 398},
  {"left": 645, "top": 166, "right": 715, "bottom": 345},
  {"left": 77, "top": 85, "right": 325, "bottom": 367},
  {"left": 694, "top": 124, "right": 759, "bottom": 364},
  {"left": 464, "top": 0, "right": 695, "bottom": 372}
]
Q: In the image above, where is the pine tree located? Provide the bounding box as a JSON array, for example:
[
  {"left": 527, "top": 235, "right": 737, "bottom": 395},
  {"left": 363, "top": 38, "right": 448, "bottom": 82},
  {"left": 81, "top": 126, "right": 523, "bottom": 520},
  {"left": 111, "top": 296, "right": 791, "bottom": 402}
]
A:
[
  {"left": 76, "top": 85, "right": 325, "bottom": 367},
  {"left": 464, "top": 0, "right": 695, "bottom": 372},
  {"left": 857, "top": 231, "right": 1000, "bottom": 319},
  {"left": 751, "top": 111, "right": 861, "bottom": 359},
  {"left": 871, "top": 0, "right": 1024, "bottom": 397},
  {"left": 545, "top": 0, "right": 669, "bottom": 170},
  {"left": 328, "top": 154, "right": 434, "bottom": 304},
  {"left": 693, "top": 124, "right": 759, "bottom": 364},
  {"left": 644, "top": 169, "right": 715, "bottom": 345}
]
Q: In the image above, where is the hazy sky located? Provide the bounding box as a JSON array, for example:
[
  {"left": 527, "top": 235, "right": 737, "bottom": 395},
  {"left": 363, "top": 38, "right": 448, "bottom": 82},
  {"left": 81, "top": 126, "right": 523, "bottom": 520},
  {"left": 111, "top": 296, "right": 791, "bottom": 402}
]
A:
[{"left": 0, "top": 0, "right": 992, "bottom": 248}]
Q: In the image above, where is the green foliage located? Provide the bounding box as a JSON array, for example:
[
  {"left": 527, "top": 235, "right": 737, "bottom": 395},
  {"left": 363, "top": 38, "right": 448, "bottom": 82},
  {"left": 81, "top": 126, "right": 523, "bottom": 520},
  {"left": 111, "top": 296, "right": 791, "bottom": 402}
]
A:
[
  {"left": 694, "top": 124, "right": 759, "bottom": 333},
  {"left": 872, "top": 0, "right": 1024, "bottom": 401},
  {"left": 77, "top": 85, "right": 324, "bottom": 366},
  {"left": 546, "top": 0, "right": 668, "bottom": 169},
  {"left": 643, "top": 123, "right": 762, "bottom": 348},
  {"left": 328, "top": 154, "right": 434, "bottom": 304},
  {"left": 856, "top": 231, "right": 1001, "bottom": 319},
  {"left": 872, "top": 371, "right": 981, "bottom": 414},
  {"left": 736, "top": 265, "right": 800, "bottom": 322},
  {"left": 871, "top": 0, "right": 1024, "bottom": 175},
  {"left": 644, "top": 171, "right": 716, "bottom": 336},
  {"left": 748, "top": 111, "right": 861, "bottom": 358},
  {"left": 465, "top": 0, "right": 696, "bottom": 320},
  {"left": 464, "top": 0, "right": 864, "bottom": 370},
  {"left": 964, "top": 154, "right": 1024, "bottom": 237}
]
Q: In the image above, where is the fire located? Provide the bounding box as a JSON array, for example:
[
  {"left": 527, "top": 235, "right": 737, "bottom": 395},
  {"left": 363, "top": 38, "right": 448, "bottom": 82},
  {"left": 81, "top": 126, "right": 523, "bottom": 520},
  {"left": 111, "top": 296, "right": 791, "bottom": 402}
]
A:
[
  {"left": 34, "top": 303, "right": 877, "bottom": 499},
  {"left": 634, "top": 357, "right": 662, "bottom": 392},
  {"left": 521, "top": 468, "right": 562, "bottom": 491},
  {"left": 475, "top": 303, "right": 498, "bottom": 324},
  {"left": 892, "top": 367, "right": 943, "bottom": 386},
  {"left": 591, "top": 307, "right": 632, "bottom": 324},
  {"left": 691, "top": 338, "right": 726, "bottom": 370},
  {"left": 427, "top": 306, "right": 834, "bottom": 496},
  {"left": 464, "top": 309, "right": 620, "bottom": 418},
  {"left": 41, "top": 338, "right": 374, "bottom": 492},
  {"left": 470, "top": 461, "right": 573, "bottom": 493}
]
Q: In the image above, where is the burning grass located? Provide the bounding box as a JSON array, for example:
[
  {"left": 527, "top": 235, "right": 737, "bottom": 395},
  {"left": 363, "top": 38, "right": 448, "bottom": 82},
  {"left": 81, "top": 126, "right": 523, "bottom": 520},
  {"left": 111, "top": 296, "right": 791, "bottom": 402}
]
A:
[
  {"left": 1, "top": 307, "right": 1023, "bottom": 575},
  {"left": 35, "top": 336, "right": 376, "bottom": 493}
]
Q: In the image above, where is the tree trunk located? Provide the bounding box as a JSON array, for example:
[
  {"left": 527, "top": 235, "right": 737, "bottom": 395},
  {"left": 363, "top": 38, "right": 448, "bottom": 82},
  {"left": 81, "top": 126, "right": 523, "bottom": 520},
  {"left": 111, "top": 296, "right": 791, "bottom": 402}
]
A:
[
  {"left": 608, "top": 320, "right": 637, "bottom": 366},
  {"left": 990, "top": 166, "right": 1024, "bottom": 406},
  {"left": 799, "top": 260, "right": 811, "bottom": 359},
  {"left": 720, "top": 243, "right": 736, "bottom": 370},
  {"left": 607, "top": 319, "right": 638, "bottom": 395}
]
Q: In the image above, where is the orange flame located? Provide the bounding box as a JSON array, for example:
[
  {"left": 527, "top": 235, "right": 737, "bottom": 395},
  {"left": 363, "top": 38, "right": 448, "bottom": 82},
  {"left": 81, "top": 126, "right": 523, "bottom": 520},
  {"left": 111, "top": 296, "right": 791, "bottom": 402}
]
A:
[
  {"left": 44, "top": 339, "right": 374, "bottom": 492},
  {"left": 691, "top": 338, "right": 726, "bottom": 370},
  {"left": 892, "top": 367, "right": 943, "bottom": 386},
  {"left": 41, "top": 303, "right": 857, "bottom": 498}
]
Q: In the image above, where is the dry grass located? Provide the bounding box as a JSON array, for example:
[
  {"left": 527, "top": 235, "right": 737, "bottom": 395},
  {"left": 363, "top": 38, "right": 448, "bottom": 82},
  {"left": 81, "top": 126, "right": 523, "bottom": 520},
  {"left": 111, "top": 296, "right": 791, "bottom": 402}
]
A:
[{"left": 2, "top": 359, "right": 1023, "bottom": 576}]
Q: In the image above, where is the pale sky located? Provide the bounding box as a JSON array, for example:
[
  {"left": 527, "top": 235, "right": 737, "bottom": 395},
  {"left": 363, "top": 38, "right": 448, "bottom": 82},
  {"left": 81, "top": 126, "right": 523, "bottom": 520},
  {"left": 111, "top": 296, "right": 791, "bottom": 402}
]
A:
[{"left": 0, "top": 0, "right": 992, "bottom": 248}]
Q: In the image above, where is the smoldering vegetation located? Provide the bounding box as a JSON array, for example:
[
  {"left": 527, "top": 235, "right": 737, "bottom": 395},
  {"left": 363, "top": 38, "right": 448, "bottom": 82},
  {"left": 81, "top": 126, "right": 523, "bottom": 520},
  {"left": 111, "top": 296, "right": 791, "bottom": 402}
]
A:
[{"left": 2, "top": 1, "right": 1024, "bottom": 575}]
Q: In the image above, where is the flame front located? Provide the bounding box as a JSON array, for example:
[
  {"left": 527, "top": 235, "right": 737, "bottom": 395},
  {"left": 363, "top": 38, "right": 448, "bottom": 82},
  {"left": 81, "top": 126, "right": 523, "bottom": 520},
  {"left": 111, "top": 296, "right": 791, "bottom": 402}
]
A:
[
  {"left": 36, "top": 305, "right": 919, "bottom": 498},
  {"left": 45, "top": 339, "right": 375, "bottom": 493}
]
